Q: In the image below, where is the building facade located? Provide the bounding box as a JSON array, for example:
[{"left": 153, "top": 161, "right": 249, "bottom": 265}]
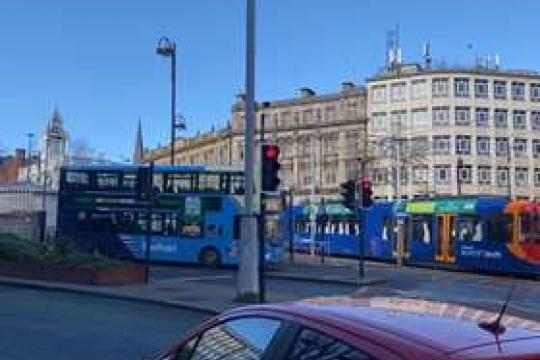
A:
[
  {"left": 149, "top": 83, "right": 368, "bottom": 201},
  {"left": 367, "top": 64, "right": 540, "bottom": 200}
]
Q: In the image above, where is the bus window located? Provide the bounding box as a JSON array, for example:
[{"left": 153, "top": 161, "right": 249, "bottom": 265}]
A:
[
  {"left": 198, "top": 173, "right": 220, "bottom": 192},
  {"left": 122, "top": 173, "right": 138, "bottom": 190},
  {"left": 487, "top": 215, "right": 512, "bottom": 242},
  {"left": 172, "top": 173, "right": 193, "bottom": 192},
  {"left": 458, "top": 217, "right": 483, "bottom": 242},
  {"left": 97, "top": 173, "right": 119, "bottom": 189},
  {"left": 66, "top": 171, "right": 89, "bottom": 189},
  {"left": 151, "top": 213, "right": 163, "bottom": 233},
  {"left": 412, "top": 215, "right": 431, "bottom": 244},
  {"left": 153, "top": 174, "right": 164, "bottom": 192},
  {"left": 230, "top": 174, "right": 245, "bottom": 195}
]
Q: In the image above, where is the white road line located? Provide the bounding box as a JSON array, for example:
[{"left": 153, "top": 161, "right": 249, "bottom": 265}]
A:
[{"left": 180, "top": 275, "right": 233, "bottom": 282}]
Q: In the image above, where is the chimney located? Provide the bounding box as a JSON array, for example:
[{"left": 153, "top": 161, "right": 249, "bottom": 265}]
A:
[
  {"left": 341, "top": 81, "right": 355, "bottom": 91},
  {"left": 298, "top": 87, "right": 316, "bottom": 98}
]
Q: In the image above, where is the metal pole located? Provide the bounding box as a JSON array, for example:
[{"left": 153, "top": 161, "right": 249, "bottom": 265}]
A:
[
  {"left": 26, "top": 133, "right": 34, "bottom": 181},
  {"left": 258, "top": 106, "right": 266, "bottom": 303},
  {"left": 144, "top": 162, "right": 154, "bottom": 284},
  {"left": 288, "top": 190, "right": 294, "bottom": 263},
  {"left": 170, "top": 47, "right": 177, "bottom": 165},
  {"left": 237, "top": 0, "right": 259, "bottom": 301},
  {"left": 320, "top": 197, "right": 326, "bottom": 264}
]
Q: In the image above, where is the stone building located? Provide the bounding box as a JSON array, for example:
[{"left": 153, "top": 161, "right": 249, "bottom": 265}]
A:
[
  {"left": 148, "top": 82, "right": 368, "bottom": 201},
  {"left": 367, "top": 63, "right": 540, "bottom": 200}
]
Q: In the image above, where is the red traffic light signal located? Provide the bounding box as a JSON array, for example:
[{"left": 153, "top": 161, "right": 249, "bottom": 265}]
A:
[
  {"left": 261, "top": 144, "right": 281, "bottom": 192},
  {"left": 360, "top": 179, "right": 373, "bottom": 208}
]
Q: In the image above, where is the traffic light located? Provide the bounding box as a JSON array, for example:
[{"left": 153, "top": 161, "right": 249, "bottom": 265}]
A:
[
  {"left": 340, "top": 180, "right": 356, "bottom": 210},
  {"left": 261, "top": 144, "right": 280, "bottom": 191},
  {"left": 361, "top": 179, "right": 373, "bottom": 208}
]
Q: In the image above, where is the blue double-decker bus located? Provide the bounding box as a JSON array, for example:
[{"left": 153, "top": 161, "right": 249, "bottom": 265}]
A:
[{"left": 57, "top": 164, "right": 283, "bottom": 266}]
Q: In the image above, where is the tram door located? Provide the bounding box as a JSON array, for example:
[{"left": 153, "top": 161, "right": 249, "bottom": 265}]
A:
[{"left": 435, "top": 215, "right": 456, "bottom": 263}]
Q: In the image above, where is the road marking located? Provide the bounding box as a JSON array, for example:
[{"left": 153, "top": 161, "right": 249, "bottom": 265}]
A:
[{"left": 180, "top": 275, "right": 233, "bottom": 282}]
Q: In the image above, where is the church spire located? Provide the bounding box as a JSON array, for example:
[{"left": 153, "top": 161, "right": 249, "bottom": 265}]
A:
[{"left": 133, "top": 118, "right": 144, "bottom": 164}]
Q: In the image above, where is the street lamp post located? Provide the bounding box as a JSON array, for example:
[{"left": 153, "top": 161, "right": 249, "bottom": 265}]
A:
[
  {"left": 26, "top": 132, "right": 35, "bottom": 181},
  {"left": 156, "top": 36, "right": 178, "bottom": 165}
]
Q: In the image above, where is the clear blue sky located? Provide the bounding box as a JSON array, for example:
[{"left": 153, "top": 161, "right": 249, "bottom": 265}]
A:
[{"left": 1, "top": 0, "right": 539, "bottom": 161}]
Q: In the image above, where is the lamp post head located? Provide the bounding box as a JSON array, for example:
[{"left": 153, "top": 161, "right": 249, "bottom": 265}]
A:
[{"left": 156, "top": 36, "right": 176, "bottom": 57}]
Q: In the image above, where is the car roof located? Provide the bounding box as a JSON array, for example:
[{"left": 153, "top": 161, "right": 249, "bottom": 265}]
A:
[{"left": 227, "top": 296, "right": 540, "bottom": 357}]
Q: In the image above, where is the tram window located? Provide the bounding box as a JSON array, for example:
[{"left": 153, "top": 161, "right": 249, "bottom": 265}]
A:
[
  {"left": 487, "top": 215, "right": 512, "bottom": 242},
  {"left": 136, "top": 213, "right": 148, "bottom": 232},
  {"left": 163, "top": 213, "right": 180, "bottom": 235},
  {"left": 458, "top": 217, "right": 483, "bottom": 242},
  {"left": 97, "top": 173, "right": 119, "bottom": 189},
  {"left": 412, "top": 216, "right": 431, "bottom": 244},
  {"left": 520, "top": 214, "right": 540, "bottom": 242}
]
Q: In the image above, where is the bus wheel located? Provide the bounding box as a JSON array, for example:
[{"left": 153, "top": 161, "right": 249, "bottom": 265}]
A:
[{"left": 199, "top": 247, "right": 220, "bottom": 267}]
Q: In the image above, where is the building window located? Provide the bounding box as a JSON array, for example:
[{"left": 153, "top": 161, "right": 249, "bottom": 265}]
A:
[
  {"left": 494, "top": 109, "right": 508, "bottom": 128},
  {"left": 390, "top": 82, "right": 407, "bottom": 101},
  {"left": 494, "top": 81, "right": 507, "bottom": 99},
  {"left": 455, "top": 107, "right": 471, "bottom": 125},
  {"left": 531, "top": 112, "right": 540, "bottom": 130},
  {"left": 391, "top": 111, "right": 408, "bottom": 134},
  {"left": 411, "top": 79, "right": 427, "bottom": 99},
  {"left": 533, "top": 139, "right": 540, "bottom": 158},
  {"left": 495, "top": 137, "right": 509, "bottom": 157},
  {"left": 475, "top": 108, "right": 489, "bottom": 127},
  {"left": 454, "top": 78, "right": 470, "bottom": 97},
  {"left": 477, "top": 136, "right": 490, "bottom": 156},
  {"left": 474, "top": 79, "right": 489, "bottom": 98},
  {"left": 432, "top": 106, "right": 450, "bottom": 126},
  {"left": 411, "top": 108, "right": 429, "bottom": 128},
  {"left": 515, "top": 167, "right": 529, "bottom": 186},
  {"left": 531, "top": 83, "right": 540, "bottom": 102},
  {"left": 478, "top": 166, "right": 492, "bottom": 185},
  {"left": 458, "top": 165, "right": 472, "bottom": 184},
  {"left": 512, "top": 82, "right": 526, "bottom": 101},
  {"left": 456, "top": 135, "right": 471, "bottom": 155},
  {"left": 433, "top": 135, "right": 451, "bottom": 155},
  {"left": 513, "top": 138, "right": 528, "bottom": 157},
  {"left": 413, "top": 165, "right": 429, "bottom": 184},
  {"left": 432, "top": 78, "right": 449, "bottom": 97},
  {"left": 372, "top": 168, "right": 388, "bottom": 185},
  {"left": 513, "top": 110, "right": 527, "bottom": 130},
  {"left": 497, "top": 166, "right": 510, "bottom": 186},
  {"left": 370, "top": 112, "right": 388, "bottom": 132},
  {"left": 434, "top": 165, "right": 451, "bottom": 185},
  {"left": 535, "top": 168, "right": 540, "bottom": 187},
  {"left": 371, "top": 85, "right": 387, "bottom": 103}
]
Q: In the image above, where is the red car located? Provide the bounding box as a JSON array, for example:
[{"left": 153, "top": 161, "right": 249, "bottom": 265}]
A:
[{"left": 155, "top": 296, "right": 540, "bottom": 360}]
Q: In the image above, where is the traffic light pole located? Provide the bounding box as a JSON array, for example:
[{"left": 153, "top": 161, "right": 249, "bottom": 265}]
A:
[
  {"left": 358, "top": 159, "right": 366, "bottom": 280},
  {"left": 258, "top": 105, "right": 267, "bottom": 303}
]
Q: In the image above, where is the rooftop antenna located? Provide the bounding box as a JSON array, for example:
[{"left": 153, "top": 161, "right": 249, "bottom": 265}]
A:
[
  {"left": 386, "top": 30, "right": 395, "bottom": 70},
  {"left": 423, "top": 41, "right": 432, "bottom": 69},
  {"left": 494, "top": 54, "right": 501, "bottom": 69}
]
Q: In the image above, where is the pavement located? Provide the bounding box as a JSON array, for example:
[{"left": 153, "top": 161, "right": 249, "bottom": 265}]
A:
[
  {"left": 2, "top": 254, "right": 540, "bottom": 320},
  {"left": 0, "top": 255, "right": 385, "bottom": 315}
]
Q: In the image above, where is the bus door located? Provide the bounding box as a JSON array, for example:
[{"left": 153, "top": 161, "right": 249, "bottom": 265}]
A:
[{"left": 435, "top": 214, "right": 456, "bottom": 263}]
